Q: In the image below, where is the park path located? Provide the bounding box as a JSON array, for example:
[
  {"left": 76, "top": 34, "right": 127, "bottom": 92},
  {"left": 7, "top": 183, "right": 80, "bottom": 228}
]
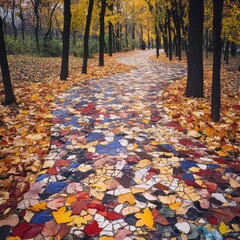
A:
[{"left": 4, "top": 50, "right": 239, "bottom": 239}]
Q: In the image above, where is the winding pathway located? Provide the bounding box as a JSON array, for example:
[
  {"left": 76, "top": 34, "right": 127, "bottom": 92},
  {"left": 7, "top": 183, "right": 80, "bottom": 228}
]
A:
[{"left": 4, "top": 50, "right": 240, "bottom": 240}]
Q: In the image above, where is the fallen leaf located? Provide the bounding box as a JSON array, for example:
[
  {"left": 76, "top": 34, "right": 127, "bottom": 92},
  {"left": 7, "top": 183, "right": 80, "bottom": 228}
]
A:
[
  {"left": 69, "top": 215, "right": 87, "bottom": 228},
  {"left": 135, "top": 208, "right": 154, "bottom": 228},
  {"left": 30, "top": 202, "right": 48, "bottom": 212},
  {"left": 52, "top": 206, "right": 73, "bottom": 224},
  {"left": 84, "top": 220, "right": 103, "bottom": 237},
  {"left": 47, "top": 197, "right": 65, "bottom": 210},
  {"left": 118, "top": 193, "right": 136, "bottom": 205}
]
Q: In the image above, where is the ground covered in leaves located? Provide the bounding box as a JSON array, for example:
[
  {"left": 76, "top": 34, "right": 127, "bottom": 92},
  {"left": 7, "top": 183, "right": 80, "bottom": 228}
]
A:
[
  {"left": 0, "top": 50, "right": 239, "bottom": 240},
  {"left": 154, "top": 53, "right": 240, "bottom": 158},
  {"left": 0, "top": 54, "right": 132, "bottom": 215}
]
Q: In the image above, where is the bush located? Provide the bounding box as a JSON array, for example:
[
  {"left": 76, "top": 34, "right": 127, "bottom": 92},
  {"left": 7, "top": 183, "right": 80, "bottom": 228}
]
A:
[
  {"left": 40, "top": 38, "right": 62, "bottom": 57},
  {"left": 70, "top": 37, "right": 98, "bottom": 58},
  {"left": 5, "top": 35, "right": 37, "bottom": 55}
]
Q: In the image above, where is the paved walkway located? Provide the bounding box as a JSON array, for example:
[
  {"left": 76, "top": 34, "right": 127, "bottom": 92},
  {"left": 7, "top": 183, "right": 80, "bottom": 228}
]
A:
[{"left": 2, "top": 50, "right": 240, "bottom": 239}]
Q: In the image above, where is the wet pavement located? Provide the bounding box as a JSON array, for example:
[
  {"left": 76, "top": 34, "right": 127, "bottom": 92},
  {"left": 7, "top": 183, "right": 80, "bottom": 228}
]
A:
[{"left": 1, "top": 50, "right": 240, "bottom": 239}]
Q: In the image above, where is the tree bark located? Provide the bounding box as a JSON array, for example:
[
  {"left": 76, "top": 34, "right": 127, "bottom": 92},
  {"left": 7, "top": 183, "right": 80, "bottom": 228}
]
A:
[
  {"left": 31, "top": 0, "right": 40, "bottom": 51},
  {"left": 108, "top": 22, "right": 113, "bottom": 56},
  {"left": 11, "top": 0, "right": 18, "bottom": 39},
  {"left": 60, "top": 0, "right": 71, "bottom": 80},
  {"left": 82, "top": 0, "right": 94, "bottom": 74},
  {"left": 99, "top": 0, "right": 106, "bottom": 66},
  {"left": 185, "top": 0, "right": 204, "bottom": 98},
  {"left": 167, "top": 9, "right": 172, "bottom": 61},
  {"left": 19, "top": 0, "right": 25, "bottom": 41},
  {"left": 0, "top": 17, "right": 16, "bottom": 105},
  {"left": 44, "top": 2, "right": 59, "bottom": 44},
  {"left": 155, "top": 26, "right": 160, "bottom": 58},
  {"left": 211, "top": 0, "right": 223, "bottom": 122},
  {"left": 231, "top": 41, "right": 236, "bottom": 57},
  {"left": 224, "top": 40, "right": 229, "bottom": 64},
  {"left": 132, "top": 24, "right": 135, "bottom": 50}
]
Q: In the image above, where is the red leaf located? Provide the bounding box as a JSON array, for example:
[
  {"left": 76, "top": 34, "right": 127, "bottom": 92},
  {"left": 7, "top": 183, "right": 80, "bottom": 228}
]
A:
[
  {"left": 76, "top": 192, "right": 90, "bottom": 201},
  {"left": 84, "top": 220, "right": 103, "bottom": 237},
  {"left": 88, "top": 200, "right": 105, "bottom": 211},
  {"left": 11, "top": 222, "right": 43, "bottom": 239},
  {"left": 11, "top": 222, "right": 32, "bottom": 238},
  {"left": 107, "top": 211, "right": 124, "bottom": 220},
  {"left": 23, "top": 224, "right": 43, "bottom": 239},
  {"left": 71, "top": 200, "right": 88, "bottom": 215}
]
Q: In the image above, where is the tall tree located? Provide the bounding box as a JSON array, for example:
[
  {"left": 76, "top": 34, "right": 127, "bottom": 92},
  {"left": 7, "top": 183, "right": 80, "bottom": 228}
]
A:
[
  {"left": 19, "top": 0, "right": 25, "bottom": 41},
  {"left": 99, "top": 0, "right": 107, "bottom": 66},
  {"left": 31, "top": 0, "right": 41, "bottom": 51},
  {"left": 43, "top": 2, "right": 59, "bottom": 44},
  {"left": 0, "top": 16, "right": 16, "bottom": 105},
  {"left": 211, "top": 0, "right": 224, "bottom": 122},
  {"left": 82, "top": 0, "right": 94, "bottom": 74},
  {"left": 167, "top": 9, "right": 172, "bottom": 60},
  {"left": 60, "top": 0, "right": 71, "bottom": 80},
  {"left": 11, "top": 0, "right": 17, "bottom": 39},
  {"left": 185, "top": 0, "right": 204, "bottom": 98}
]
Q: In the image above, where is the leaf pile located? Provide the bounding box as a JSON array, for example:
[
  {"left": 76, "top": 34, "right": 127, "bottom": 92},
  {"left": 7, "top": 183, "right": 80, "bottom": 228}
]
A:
[
  {"left": 0, "top": 54, "right": 132, "bottom": 216},
  {"left": 158, "top": 53, "right": 240, "bottom": 157}
]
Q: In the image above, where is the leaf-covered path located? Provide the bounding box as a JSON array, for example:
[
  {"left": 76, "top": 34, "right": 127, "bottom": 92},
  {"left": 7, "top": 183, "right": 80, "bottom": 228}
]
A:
[{"left": 3, "top": 50, "right": 240, "bottom": 239}]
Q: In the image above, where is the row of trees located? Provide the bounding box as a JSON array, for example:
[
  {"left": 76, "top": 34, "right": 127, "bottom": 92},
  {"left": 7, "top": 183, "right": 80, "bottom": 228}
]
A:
[{"left": 145, "top": 0, "right": 239, "bottom": 122}]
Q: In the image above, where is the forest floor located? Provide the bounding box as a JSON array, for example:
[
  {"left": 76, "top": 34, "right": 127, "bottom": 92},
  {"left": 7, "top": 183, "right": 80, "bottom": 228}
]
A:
[{"left": 0, "top": 50, "right": 239, "bottom": 239}]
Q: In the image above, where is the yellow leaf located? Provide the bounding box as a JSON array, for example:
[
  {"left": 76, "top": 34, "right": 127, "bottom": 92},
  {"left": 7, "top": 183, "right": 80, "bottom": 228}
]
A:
[
  {"left": 59, "top": 98, "right": 65, "bottom": 102},
  {"left": 20, "top": 110, "right": 29, "bottom": 115},
  {"left": 66, "top": 195, "right": 77, "bottom": 205},
  {"left": 205, "top": 128, "right": 215, "bottom": 136},
  {"left": 69, "top": 215, "right": 88, "bottom": 227},
  {"left": 217, "top": 150, "right": 228, "bottom": 157},
  {"left": 43, "top": 114, "right": 54, "bottom": 119},
  {"left": 31, "top": 94, "right": 38, "bottom": 101},
  {"left": 90, "top": 182, "right": 107, "bottom": 192},
  {"left": 136, "top": 159, "right": 151, "bottom": 168},
  {"left": 52, "top": 206, "right": 73, "bottom": 224},
  {"left": 219, "top": 222, "right": 228, "bottom": 235},
  {"left": 169, "top": 201, "right": 182, "bottom": 210},
  {"left": 118, "top": 193, "right": 136, "bottom": 205},
  {"left": 30, "top": 202, "right": 47, "bottom": 212},
  {"left": 221, "top": 145, "right": 234, "bottom": 152},
  {"left": 7, "top": 237, "right": 21, "bottom": 240},
  {"left": 135, "top": 208, "right": 154, "bottom": 228}
]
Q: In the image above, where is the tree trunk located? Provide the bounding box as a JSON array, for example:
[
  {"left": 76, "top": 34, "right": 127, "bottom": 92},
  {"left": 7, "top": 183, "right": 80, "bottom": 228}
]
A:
[
  {"left": 164, "top": 17, "right": 169, "bottom": 57},
  {"left": 11, "top": 0, "right": 18, "bottom": 39},
  {"left": 231, "top": 41, "right": 236, "bottom": 57},
  {"left": 224, "top": 40, "right": 229, "bottom": 64},
  {"left": 167, "top": 9, "right": 172, "bottom": 61},
  {"left": 185, "top": 0, "right": 204, "bottom": 98},
  {"left": 82, "top": 0, "right": 94, "bottom": 74},
  {"left": 31, "top": 0, "right": 40, "bottom": 51},
  {"left": 211, "top": 0, "right": 223, "bottom": 122},
  {"left": 44, "top": 2, "right": 59, "bottom": 45},
  {"left": 0, "top": 17, "right": 16, "bottom": 105},
  {"left": 60, "top": 0, "right": 71, "bottom": 80},
  {"left": 19, "top": 0, "right": 25, "bottom": 41},
  {"left": 132, "top": 24, "right": 135, "bottom": 50},
  {"left": 172, "top": 0, "right": 182, "bottom": 60},
  {"left": 108, "top": 21, "right": 113, "bottom": 56},
  {"left": 125, "top": 24, "right": 128, "bottom": 49},
  {"left": 155, "top": 26, "right": 160, "bottom": 58},
  {"left": 147, "top": 27, "right": 150, "bottom": 49},
  {"left": 99, "top": 0, "right": 106, "bottom": 66}
]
